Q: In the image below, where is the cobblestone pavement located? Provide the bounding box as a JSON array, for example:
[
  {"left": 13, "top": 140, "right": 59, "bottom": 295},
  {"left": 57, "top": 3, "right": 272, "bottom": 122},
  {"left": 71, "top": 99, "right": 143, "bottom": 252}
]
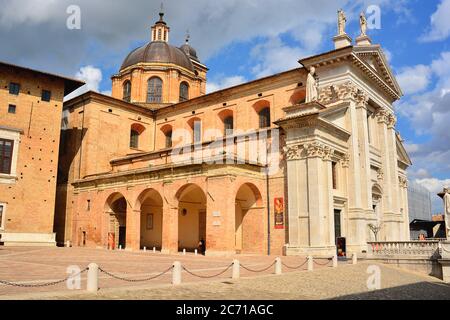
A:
[{"left": 1, "top": 247, "right": 449, "bottom": 300}]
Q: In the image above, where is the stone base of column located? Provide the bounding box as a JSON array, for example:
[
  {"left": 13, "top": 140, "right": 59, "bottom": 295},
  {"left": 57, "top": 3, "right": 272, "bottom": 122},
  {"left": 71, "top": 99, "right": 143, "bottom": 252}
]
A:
[{"left": 284, "top": 245, "right": 336, "bottom": 257}]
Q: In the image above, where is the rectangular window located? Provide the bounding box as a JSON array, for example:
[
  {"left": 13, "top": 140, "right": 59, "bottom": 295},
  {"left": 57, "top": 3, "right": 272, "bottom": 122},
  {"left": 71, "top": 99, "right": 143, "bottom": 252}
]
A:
[
  {"left": 193, "top": 121, "right": 201, "bottom": 143},
  {"left": 334, "top": 209, "right": 341, "bottom": 239},
  {"left": 8, "top": 104, "right": 16, "bottom": 114},
  {"left": 87, "top": 200, "right": 91, "bottom": 211},
  {"left": 42, "top": 90, "right": 51, "bottom": 102},
  {"left": 0, "top": 204, "right": 4, "bottom": 229},
  {"left": 0, "top": 139, "right": 14, "bottom": 175},
  {"left": 332, "top": 161, "right": 338, "bottom": 190},
  {"left": 9, "top": 82, "right": 20, "bottom": 95}
]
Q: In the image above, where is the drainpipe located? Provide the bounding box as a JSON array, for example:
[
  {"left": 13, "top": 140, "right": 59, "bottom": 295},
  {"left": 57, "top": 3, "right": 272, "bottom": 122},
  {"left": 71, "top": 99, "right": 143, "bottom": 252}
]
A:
[{"left": 78, "top": 97, "right": 86, "bottom": 180}]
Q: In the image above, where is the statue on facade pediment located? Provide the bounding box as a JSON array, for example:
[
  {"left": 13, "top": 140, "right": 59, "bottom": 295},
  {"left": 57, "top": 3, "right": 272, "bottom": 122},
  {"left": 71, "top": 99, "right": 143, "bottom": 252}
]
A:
[
  {"left": 305, "top": 67, "right": 319, "bottom": 103},
  {"left": 337, "top": 9, "right": 347, "bottom": 36},
  {"left": 360, "top": 12, "right": 367, "bottom": 37}
]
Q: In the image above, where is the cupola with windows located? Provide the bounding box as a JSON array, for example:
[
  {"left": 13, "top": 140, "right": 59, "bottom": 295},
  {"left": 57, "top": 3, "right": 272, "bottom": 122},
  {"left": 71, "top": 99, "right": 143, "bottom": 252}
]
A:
[{"left": 111, "top": 10, "right": 208, "bottom": 106}]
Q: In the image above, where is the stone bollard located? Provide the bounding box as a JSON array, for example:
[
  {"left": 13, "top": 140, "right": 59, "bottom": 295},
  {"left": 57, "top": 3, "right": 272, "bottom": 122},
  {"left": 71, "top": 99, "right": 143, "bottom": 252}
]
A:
[
  {"left": 332, "top": 254, "right": 338, "bottom": 268},
  {"left": 194, "top": 249, "right": 198, "bottom": 256},
  {"left": 153, "top": 247, "right": 156, "bottom": 253},
  {"left": 86, "top": 263, "right": 99, "bottom": 293},
  {"left": 66, "top": 240, "right": 71, "bottom": 248},
  {"left": 119, "top": 245, "right": 122, "bottom": 250},
  {"left": 352, "top": 253, "right": 357, "bottom": 265},
  {"left": 232, "top": 259, "right": 240, "bottom": 280},
  {"left": 307, "top": 255, "right": 314, "bottom": 271},
  {"left": 172, "top": 261, "right": 182, "bottom": 285},
  {"left": 143, "top": 247, "right": 146, "bottom": 252},
  {"left": 275, "top": 257, "right": 282, "bottom": 275},
  {"left": 183, "top": 249, "right": 186, "bottom": 255}
]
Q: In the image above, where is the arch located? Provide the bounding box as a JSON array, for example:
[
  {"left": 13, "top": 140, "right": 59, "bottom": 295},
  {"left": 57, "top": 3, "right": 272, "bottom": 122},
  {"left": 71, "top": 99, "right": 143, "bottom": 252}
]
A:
[
  {"left": 176, "top": 183, "right": 207, "bottom": 253},
  {"left": 234, "top": 183, "right": 264, "bottom": 253},
  {"left": 160, "top": 124, "right": 173, "bottom": 148},
  {"left": 104, "top": 192, "right": 128, "bottom": 250},
  {"left": 179, "top": 81, "right": 189, "bottom": 102},
  {"left": 135, "top": 188, "right": 164, "bottom": 250},
  {"left": 218, "top": 109, "right": 234, "bottom": 136},
  {"left": 147, "top": 76, "right": 163, "bottom": 103},
  {"left": 123, "top": 80, "right": 131, "bottom": 102},
  {"left": 289, "top": 89, "right": 306, "bottom": 105},
  {"left": 253, "top": 100, "right": 271, "bottom": 129}
]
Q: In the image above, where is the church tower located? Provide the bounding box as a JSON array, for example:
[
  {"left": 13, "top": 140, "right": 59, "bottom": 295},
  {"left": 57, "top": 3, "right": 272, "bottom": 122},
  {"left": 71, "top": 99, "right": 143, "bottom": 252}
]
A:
[{"left": 111, "top": 10, "right": 208, "bottom": 106}]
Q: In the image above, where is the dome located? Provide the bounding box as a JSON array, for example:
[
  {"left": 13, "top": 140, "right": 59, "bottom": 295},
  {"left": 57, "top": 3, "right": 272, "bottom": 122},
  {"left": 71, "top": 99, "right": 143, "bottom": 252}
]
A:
[
  {"left": 121, "top": 41, "right": 195, "bottom": 72},
  {"left": 180, "top": 43, "right": 200, "bottom": 63}
]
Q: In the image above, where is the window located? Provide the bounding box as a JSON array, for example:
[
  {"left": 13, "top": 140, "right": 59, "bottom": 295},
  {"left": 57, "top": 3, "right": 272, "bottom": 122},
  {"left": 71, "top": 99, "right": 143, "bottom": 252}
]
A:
[
  {"left": 193, "top": 120, "right": 201, "bottom": 143},
  {"left": 0, "top": 139, "right": 14, "bottom": 175},
  {"left": 367, "top": 111, "right": 372, "bottom": 143},
  {"left": 224, "top": 116, "right": 234, "bottom": 136},
  {"left": 9, "top": 83, "right": 20, "bottom": 95},
  {"left": 158, "top": 29, "right": 162, "bottom": 40},
  {"left": 179, "top": 82, "right": 189, "bottom": 102},
  {"left": 0, "top": 204, "right": 4, "bottom": 229},
  {"left": 123, "top": 81, "right": 131, "bottom": 102},
  {"left": 87, "top": 200, "right": 91, "bottom": 211},
  {"left": 8, "top": 104, "right": 16, "bottom": 114},
  {"left": 258, "top": 107, "right": 271, "bottom": 128},
  {"left": 147, "top": 77, "right": 163, "bottom": 103},
  {"left": 334, "top": 209, "right": 341, "bottom": 239},
  {"left": 165, "top": 130, "right": 173, "bottom": 148},
  {"left": 130, "top": 130, "right": 139, "bottom": 148},
  {"left": 332, "top": 161, "right": 338, "bottom": 190},
  {"left": 41, "top": 90, "right": 51, "bottom": 102}
]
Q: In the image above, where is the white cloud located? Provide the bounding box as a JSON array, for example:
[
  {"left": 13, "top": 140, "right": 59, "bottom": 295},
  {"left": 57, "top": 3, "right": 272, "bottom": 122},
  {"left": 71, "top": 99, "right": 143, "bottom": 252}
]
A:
[
  {"left": 420, "top": 0, "right": 450, "bottom": 42},
  {"left": 415, "top": 178, "right": 450, "bottom": 194},
  {"left": 64, "top": 65, "right": 106, "bottom": 101},
  {"left": 206, "top": 75, "right": 247, "bottom": 94},
  {"left": 250, "top": 37, "right": 309, "bottom": 78},
  {"left": 396, "top": 64, "right": 432, "bottom": 95}
]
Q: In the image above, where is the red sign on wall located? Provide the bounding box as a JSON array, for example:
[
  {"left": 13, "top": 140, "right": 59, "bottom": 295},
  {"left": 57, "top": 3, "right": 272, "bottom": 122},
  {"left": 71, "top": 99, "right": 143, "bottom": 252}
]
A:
[{"left": 274, "top": 197, "right": 284, "bottom": 229}]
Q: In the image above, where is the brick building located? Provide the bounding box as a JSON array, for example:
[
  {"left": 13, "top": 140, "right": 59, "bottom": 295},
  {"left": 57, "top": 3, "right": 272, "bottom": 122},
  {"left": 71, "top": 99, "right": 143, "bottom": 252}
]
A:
[
  {"left": 52, "top": 11, "right": 412, "bottom": 257},
  {"left": 0, "top": 61, "right": 83, "bottom": 246}
]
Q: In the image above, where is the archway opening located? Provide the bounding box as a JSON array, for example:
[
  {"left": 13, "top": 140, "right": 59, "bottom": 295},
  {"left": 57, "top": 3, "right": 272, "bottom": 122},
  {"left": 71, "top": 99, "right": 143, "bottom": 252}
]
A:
[
  {"left": 235, "top": 183, "right": 263, "bottom": 254},
  {"left": 136, "top": 189, "right": 164, "bottom": 250},
  {"left": 176, "top": 184, "right": 207, "bottom": 253},
  {"left": 105, "top": 193, "right": 127, "bottom": 250}
]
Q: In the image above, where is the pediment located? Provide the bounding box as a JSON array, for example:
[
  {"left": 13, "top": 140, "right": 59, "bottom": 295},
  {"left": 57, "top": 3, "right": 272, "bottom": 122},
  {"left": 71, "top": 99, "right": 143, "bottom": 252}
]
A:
[
  {"left": 396, "top": 133, "right": 412, "bottom": 166},
  {"left": 353, "top": 45, "right": 403, "bottom": 98}
]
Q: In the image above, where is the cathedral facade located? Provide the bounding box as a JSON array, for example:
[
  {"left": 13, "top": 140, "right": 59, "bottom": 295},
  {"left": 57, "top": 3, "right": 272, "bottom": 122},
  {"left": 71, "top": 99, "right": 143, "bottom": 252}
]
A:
[{"left": 53, "top": 11, "right": 411, "bottom": 256}]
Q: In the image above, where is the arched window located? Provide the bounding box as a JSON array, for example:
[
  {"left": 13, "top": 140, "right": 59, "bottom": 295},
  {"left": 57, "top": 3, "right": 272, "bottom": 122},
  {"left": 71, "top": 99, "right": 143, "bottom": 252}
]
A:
[
  {"left": 258, "top": 107, "right": 271, "bottom": 128},
  {"left": 179, "top": 82, "right": 189, "bottom": 102},
  {"left": 147, "top": 77, "right": 163, "bottom": 103},
  {"left": 123, "top": 81, "right": 131, "bottom": 102},
  {"left": 130, "top": 130, "right": 139, "bottom": 148},
  {"left": 224, "top": 116, "right": 234, "bottom": 136},
  {"left": 188, "top": 118, "right": 202, "bottom": 144},
  {"left": 165, "top": 130, "right": 172, "bottom": 148}
]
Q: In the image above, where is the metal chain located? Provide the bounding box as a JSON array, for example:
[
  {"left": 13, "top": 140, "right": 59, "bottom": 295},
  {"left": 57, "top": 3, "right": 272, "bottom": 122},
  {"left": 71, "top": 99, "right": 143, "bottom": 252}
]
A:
[
  {"left": 313, "top": 259, "right": 332, "bottom": 266},
  {"left": 182, "top": 264, "right": 233, "bottom": 279},
  {"left": 98, "top": 266, "right": 173, "bottom": 282},
  {"left": 240, "top": 261, "right": 276, "bottom": 273},
  {"left": 0, "top": 268, "right": 88, "bottom": 288},
  {"left": 281, "top": 259, "right": 308, "bottom": 270}
]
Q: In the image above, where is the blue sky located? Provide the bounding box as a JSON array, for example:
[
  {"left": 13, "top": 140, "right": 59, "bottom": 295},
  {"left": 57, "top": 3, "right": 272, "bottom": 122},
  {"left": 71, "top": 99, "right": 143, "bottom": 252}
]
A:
[{"left": 0, "top": 0, "right": 449, "bottom": 212}]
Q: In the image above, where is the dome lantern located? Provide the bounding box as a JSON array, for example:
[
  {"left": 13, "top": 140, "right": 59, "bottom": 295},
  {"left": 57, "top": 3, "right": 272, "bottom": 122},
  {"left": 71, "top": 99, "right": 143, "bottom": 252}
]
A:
[{"left": 151, "top": 5, "right": 170, "bottom": 42}]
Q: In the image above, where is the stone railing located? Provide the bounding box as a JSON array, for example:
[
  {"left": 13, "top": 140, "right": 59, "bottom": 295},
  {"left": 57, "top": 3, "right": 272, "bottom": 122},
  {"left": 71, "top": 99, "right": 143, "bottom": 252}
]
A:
[{"left": 367, "top": 241, "right": 441, "bottom": 259}]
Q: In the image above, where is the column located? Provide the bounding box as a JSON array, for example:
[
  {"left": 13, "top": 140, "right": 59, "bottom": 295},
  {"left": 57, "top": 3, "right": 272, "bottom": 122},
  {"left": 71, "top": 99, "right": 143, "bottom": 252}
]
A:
[
  {"left": 126, "top": 208, "right": 140, "bottom": 251},
  {"left": 161, "top": 206, "right": 178, "bottom": 254}
]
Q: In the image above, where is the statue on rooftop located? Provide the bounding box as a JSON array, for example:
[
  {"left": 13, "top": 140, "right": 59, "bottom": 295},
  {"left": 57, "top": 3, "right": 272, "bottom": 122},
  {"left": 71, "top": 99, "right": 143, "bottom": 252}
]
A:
[
  {"left": 337, "top": 9, "right": 347, "bottom": 35},
  {"left": 360, "top": 12, "right": 367, "bottom": 36},
  {"left": 305, "top": 67, "right": 318, "bottom": 103}
]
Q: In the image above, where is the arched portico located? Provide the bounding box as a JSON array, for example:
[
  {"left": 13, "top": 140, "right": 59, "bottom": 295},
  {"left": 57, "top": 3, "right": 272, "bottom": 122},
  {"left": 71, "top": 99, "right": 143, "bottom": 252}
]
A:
[
  {"left": 235, "top": 183, "right": 264, "bottom": 254},
  {"left": 135, "top": 189, "right": 164, "bottom": 250},
  {"left": 104, "top": 192, "right": 128, "bottom": 250},
  {"left": 176, "top": 183, "right": 207, "bottom": 252}
]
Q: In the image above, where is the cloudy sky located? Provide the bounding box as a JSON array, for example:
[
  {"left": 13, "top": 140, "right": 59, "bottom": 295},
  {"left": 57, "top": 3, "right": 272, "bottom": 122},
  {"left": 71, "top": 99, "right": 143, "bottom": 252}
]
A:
[{"left": 1, "top": 0, "right": 449, "bottom": 212}]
